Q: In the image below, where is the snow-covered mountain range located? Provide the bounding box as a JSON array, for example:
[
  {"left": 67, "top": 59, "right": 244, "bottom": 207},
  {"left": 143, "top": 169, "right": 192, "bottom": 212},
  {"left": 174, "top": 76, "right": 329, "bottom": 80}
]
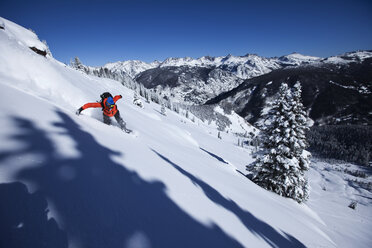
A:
[
  {"left": 100, "top": 50, "right": 371, "bottom": 82},
  {"left": 104, "top": 60, "right": 161, "bottom": 79},
  {"left": 98, "top": 53, "right": 320, "bottom": 105},
  {"left": 103, "top": 52, "right": 323, "bottom": 80},
  {"left": 1, "top": 16, "right": 371, "bottom": 248},
  {"left": 206, "top": 56, "right": 372, "bottom": 125},
  {"left": 90, "top": 49, "right": 372, "bottom": 109}
]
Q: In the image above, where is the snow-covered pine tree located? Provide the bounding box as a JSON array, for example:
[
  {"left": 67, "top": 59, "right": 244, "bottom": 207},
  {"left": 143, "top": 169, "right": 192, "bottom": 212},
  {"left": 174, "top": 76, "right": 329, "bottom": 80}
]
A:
[
  {"left": 133, "top": 91, "right": 139, "bottom": 102},
  {"left": 151, "top": 90, "right": 160, "bottom": 104},
  {"left": 248, "top": 83, "right": 309, "bottom": 203},
  {"left": 173, "top": 103, "right": 180, "bottom": 113},
  {"left": 139, "top": 84, "right": 145, "bottom": 98},
  {"left": 161, "top": 103, "right": 166, "bottom": 116},
  {"left": 144, "top": 88, "right": 150, "bottom": 103},
  {"left": 165, "top": 99, "right": 172, "bottom": 110},
  {"left": 133, "top": 91, "right": 143, "bottom": 108},
  {"left": 291, "top": 82, "right": 311, "bottom": 172},
  {"left": 42, "top": 40, "right": 52, "bottom": 57},
  {"left": 70, "top": 56, "right": 83, "bottom": 70}
]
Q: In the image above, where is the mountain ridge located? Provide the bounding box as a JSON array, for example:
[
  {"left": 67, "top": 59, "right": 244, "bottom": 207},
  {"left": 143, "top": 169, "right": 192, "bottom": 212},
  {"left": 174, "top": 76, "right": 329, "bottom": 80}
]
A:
[
  {"left": 97, "top": 52, "right": 323, "bottom": 80},
  {"left": 206, "top": 58, "right": 372, "bottom": 125},
  {"left": 95, "top": 50, "right": 371, "bottom": 80}
]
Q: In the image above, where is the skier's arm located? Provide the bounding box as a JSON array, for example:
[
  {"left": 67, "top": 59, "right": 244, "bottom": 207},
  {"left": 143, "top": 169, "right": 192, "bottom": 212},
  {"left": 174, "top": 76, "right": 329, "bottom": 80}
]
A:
[
  {"left": 113, "top": 95, "right": 122, "bottom": 103},
  {"left": 76, "top": 102, "right": 102, "bottom": 115},
  {"left": 82, "top": 102, "right": 102, "bottom": 110}
]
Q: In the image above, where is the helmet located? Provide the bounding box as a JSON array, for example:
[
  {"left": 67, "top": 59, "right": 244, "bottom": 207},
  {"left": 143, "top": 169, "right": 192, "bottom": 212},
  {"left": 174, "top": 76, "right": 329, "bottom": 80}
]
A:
[{"left": 106, "top": 97, "right": 115, "bottom": 106}]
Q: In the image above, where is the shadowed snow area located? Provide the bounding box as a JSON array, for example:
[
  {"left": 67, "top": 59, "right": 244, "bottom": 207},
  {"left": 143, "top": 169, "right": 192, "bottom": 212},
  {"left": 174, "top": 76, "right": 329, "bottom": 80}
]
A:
[{"left": 1, "top": 111, "right": 243, "bottom": 248}]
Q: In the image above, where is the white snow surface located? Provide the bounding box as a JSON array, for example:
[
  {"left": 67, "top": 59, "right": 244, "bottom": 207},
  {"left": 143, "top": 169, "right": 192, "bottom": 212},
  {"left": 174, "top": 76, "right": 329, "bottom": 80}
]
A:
[
  {"left": 0, "top": 16, "right": 371, "bottom": 248},
  {"left": 0, "top": 16, "right": 46, "bottom": 51}
]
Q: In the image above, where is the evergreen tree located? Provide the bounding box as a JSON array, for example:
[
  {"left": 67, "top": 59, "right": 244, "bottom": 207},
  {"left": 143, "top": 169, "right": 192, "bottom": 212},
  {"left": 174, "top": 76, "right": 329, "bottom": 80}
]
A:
[
  {"left": 292, "top": 82, "right": 311, "bottom": 172},
  {"left": 161, "top": 103, "right": 166, "bottom": 116},
  {"left": 165, "top": 99, "right": 172, "bottom": 110},
  {"left": 133, "top": 91, "right": 139, "bottom": 102},
  {"left": 71, "top": 57, "right": 83, "bottom": 70},
  {"left": 42, "top": 40, "right": 52, "bottom": 57},
  {"left": 151, "top": 91, "right": 160, "bottom": 104},
  {"left": 144, "top": 89, "right": 150, "bottom": 103},
  {"left": 248, "top": 83, "right": 310, "bottom": 203},
  {"left": 139, "top": 84, "right": 145, "bottom": 97},
  {"left": 133, "top": 91, "right": 143, "bottom": 108},
  {"left": 173, "top": 103, "right": 180, "bottom": 113}
]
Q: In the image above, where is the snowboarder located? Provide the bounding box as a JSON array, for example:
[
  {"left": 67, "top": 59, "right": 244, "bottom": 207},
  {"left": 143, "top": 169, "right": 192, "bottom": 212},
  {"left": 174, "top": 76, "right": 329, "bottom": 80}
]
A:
[{"left": 76, "top": 92, "right": 131, "bottom": 133}]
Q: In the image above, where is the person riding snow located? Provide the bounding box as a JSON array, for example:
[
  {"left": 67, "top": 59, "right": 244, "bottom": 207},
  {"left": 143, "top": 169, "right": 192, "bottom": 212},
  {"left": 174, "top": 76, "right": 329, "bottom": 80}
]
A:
[{"left": 76, "top": 92, "right": 130, "bottom": 132}]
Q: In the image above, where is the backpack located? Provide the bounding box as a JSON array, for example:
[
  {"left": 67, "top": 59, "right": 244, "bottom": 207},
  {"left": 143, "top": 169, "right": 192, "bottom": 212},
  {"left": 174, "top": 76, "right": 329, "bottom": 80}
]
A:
[{"left": 100, "top": 92, "right": 113, "bottom": 109}]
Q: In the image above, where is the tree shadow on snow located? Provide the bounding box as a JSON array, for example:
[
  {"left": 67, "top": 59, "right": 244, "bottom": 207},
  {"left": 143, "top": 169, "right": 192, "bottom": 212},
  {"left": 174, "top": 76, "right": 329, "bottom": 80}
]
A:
[
  {"left": 0, "top": 182, "right": 68, "bottom": 248},
  {"left": 199, "top": 147, "right": 229, "bottom": 164},
  {"left": 0, "top": 110, "right": 243, "bottom": 248},
  {"left": 152, "top": 150, "right": 306, "bottom": 248}
]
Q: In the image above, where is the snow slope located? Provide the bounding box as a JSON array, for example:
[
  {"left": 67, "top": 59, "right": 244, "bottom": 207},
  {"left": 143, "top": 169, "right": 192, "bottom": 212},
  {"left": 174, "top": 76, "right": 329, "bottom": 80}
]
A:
[
  {"left": 307, "top": 160, "right": 372, "bottom": 248},
  {"left": 0, "top": 16, "right": 371, "bottom": 248},
  {"left": 0, "top": 17, "right": 46, "bottom": 52}
]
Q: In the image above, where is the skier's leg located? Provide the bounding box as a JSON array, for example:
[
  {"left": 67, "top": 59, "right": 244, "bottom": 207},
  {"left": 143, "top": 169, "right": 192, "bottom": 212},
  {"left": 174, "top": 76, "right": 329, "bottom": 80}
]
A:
[
  {"left": 103, "top": 114, "right": 111, "bottom": 125},
  {"left": 114, "top": 111, "right": 127, "bottom": 130}
]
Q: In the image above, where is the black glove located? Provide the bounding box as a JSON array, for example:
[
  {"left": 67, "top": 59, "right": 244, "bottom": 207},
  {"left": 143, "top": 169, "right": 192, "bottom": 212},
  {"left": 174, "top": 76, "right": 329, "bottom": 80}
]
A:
[{"left": 76, "top": 107, "right": 83, "bottom": 115}]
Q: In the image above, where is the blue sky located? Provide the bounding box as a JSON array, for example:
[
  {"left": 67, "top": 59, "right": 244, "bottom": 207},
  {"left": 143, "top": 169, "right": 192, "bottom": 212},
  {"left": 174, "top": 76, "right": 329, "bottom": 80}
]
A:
[{"left": 1, "top": 0, "right": 371, "bottom": 66}]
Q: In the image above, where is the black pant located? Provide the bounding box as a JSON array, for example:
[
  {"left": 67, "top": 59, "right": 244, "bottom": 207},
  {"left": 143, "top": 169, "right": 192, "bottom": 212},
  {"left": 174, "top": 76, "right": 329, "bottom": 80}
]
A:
[{"left": 103, "top": 111, "right": 126, "bottom": 129}]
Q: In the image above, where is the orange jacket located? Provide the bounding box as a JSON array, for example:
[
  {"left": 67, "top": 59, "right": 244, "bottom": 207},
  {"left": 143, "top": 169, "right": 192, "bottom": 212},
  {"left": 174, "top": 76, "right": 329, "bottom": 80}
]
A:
[{"left": 81, "top": 95, "right": 122, "bottom": 117}]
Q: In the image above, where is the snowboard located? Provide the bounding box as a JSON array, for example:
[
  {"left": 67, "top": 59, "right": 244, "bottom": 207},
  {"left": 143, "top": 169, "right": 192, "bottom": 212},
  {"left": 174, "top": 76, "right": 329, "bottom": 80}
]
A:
[
  {"left": 122, "top": 127, "right": 139, "bottom": 138},
  {"left": 76, "top": 112, "right": 136, "bottom": 136},
  {"left": 121, "top": 127, "right": 133, "bottom": 134}
]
